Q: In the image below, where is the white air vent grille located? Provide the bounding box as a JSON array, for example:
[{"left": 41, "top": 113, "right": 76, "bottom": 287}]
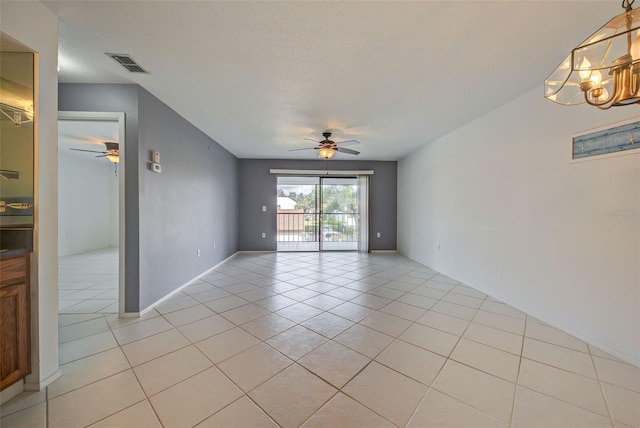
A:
[{"left": 107, "top": 53, "right": 149, "bottom": 74}]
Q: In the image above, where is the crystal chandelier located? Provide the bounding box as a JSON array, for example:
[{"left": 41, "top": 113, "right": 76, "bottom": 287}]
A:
[{"left": 545, "top": 0, "right": 640, "bottom": 109}]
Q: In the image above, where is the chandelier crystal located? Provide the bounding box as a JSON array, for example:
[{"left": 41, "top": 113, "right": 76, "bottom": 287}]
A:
[{"left": 545, "top": 0, "right": 640, "bottom": 109}]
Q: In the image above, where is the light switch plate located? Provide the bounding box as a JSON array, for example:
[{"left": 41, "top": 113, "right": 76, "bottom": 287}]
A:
[{"left": 152, "top": 163, "right": 162, "bottom": 173}]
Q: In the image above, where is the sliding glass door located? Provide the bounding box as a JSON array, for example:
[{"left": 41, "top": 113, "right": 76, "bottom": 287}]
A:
[{"left": 277, "top": 176, "right": 365, "bottom": 252}]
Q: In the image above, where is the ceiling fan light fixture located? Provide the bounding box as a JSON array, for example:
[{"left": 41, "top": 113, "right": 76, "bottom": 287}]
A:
[
  {"left": 544, "top": 0, "right": 640, "bottom": 109},
  {"left": 106, "top": 154, "right": 120, "bottom": 164},
  {"left": 318, "top": 147, "right": 336, "bottom": 159}
]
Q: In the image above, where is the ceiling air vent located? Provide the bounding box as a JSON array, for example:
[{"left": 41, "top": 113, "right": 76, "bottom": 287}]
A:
[{"left": 107, "top": 53, "right": 149, "bottom": 74}]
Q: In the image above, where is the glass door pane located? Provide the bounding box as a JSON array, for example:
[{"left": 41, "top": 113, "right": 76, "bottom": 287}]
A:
[
  {"left": 277, "top": 176, "right": 319, "bottom": 251},
  {"left": 320, "top": 177, "right": 358, "bottom": 251}
]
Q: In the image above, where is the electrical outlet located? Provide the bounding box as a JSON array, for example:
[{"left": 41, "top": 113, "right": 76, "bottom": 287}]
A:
[
  {"left": 197, "top": 249, "right": 201, "bottom": 258},
  {"left": 376, "top": 232, "right": 381, "bottom": 238},
  {"left": 261, "top": 232, "right": 266, "bottom": 238},
  {"left": 262, "top": 206, "right": 267, "bottom": 212},
  {"left": 213, "top": 242, "right": 216, "bottom": 249},
  {"left": 437, "top": 243, "right": 441, "bottom": 250}
]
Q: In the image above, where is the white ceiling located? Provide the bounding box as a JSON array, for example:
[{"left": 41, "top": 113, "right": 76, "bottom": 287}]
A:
[{"left": 45, "top": 1, "right": 617, "bottom": 161}]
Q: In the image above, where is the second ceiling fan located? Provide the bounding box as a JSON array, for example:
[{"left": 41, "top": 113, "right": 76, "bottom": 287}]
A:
[
  {"left": 290, "top": 132, "right": 360, "bottom": 159},
  {"left": 70, "top": 141, "right": 120, "bottom": 164}
]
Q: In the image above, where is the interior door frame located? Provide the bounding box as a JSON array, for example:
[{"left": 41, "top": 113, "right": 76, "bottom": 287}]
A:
[{"left": 57, "top": 111, "right": 126, "bottom": 316}]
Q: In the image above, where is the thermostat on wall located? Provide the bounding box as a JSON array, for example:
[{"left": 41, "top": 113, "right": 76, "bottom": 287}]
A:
[{"left": 152, "top": 163, "right": 162, "bottom": 173}]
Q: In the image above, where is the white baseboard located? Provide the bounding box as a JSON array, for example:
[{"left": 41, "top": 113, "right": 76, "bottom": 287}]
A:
[
  {"left": 135, "top": 252, "right": 239, "bottom": 317},
  {"left": 24, "top": 369, "right": 62, "bottom": 392}
]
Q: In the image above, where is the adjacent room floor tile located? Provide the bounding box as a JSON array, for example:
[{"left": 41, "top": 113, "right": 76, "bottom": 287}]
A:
[
  {"left": 196, "top": 396, "right": 277, "bottom": 427},
  {"left": 90, "top": 400, "right": 162, "bottom": 428},
  {"left": 266, "top": 325, "right": 328, "bottom": 360},
  {"left": 195, "top": 327, "right": 260, "bottom": 364},
  {"left": 301, "top": 312, "right": 355, "bottom": 339},
  {"left": 450, "top": 338, "right": 520, "bottom": 382},
  {"left": 298, "top": 340, "right": 371, "bottom": 388},
  {"left": 400, "top": 323, "right": 459, "bottom": 357},
  {"left": 218, "top": 343, "right": 292, "bottom": 392},
  {"left": 376, "top": 339, "right": 446, "bottom": 386}
]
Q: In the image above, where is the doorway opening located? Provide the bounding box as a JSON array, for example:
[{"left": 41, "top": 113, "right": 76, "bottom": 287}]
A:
[
  {"left": 277, "top": 176, "right": 365, "bottom": 252},
  {"left": 57, "top": 112, "right": 125, "bottom": 316}
]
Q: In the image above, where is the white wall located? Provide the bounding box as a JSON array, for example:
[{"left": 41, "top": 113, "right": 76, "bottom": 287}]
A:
[
  {"left": 398, "top": 87, "right": 639, "bottom": 365},
  {"left": 58, "top": 152, "right": 116, "bottom": 256},
  {"left": 1, "top": 0, "right": 61, "bottom": 390}
]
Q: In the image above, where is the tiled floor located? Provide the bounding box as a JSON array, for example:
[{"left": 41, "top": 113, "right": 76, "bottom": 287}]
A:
[
  {"left": 58, "top": 247, "right": 119, "bottom": 314},
  {"left": 3, "top": 251, "right": 639, "bottom": 427}
]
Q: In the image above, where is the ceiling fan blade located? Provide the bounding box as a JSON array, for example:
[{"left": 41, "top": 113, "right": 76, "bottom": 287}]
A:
[
  {"left": 104, "top": 142, "right": 119, "bottom": 150},
  {"left": 335, "top": 139, "right": 360, "bottom": 146},
  {"left": 289, "top": 147, "right": 315, "bottom": 152},
  {"left": 70, "top": 148, "right": 108, "bottom": 154},
  {"left": 337, "top": 147, "right": 360, "bottom": 155},
  {"left": 304, "top": 138, "right": 319, "bottom": 143},
  {"left": 95, "top": 154, "right": 108, "bottom": 158}
]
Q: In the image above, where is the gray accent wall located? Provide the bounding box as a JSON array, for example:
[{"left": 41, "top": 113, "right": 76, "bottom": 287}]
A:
[
  {"left": 59, "top": 84, "right": 239, "bottom": 312},
  {"left": 238, "top": 159, "right": 397, "bottom": 251}
]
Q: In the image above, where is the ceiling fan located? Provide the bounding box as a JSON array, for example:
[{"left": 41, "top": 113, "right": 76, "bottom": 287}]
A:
[
  {"left": 290, "top": 132, "right": 360, "bottom": 159},
  {"left": 70, "top": 141, "right": 120, "bottom": 164}
]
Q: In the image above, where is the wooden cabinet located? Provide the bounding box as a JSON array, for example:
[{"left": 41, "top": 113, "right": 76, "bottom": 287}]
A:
[{"left": 0, "top": 254, "right": 30, "bottom": 391}]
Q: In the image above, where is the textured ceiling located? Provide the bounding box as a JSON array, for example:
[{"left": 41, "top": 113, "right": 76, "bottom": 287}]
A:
[{"left": 46, "top": 1, "right": 617, "bottom": 160}]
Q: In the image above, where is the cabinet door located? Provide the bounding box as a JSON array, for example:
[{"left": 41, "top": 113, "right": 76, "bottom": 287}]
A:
[{"left": 0, "top": 281, "right": 30, "bottom": 390}]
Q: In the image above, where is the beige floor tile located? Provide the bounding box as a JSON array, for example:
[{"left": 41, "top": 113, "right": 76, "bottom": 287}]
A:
[
  {"left": 133, "top": 345, "right": 212, "bottom": 396},
  {"left": 59, "top": 316, "right": 110, "bottom": 344},
  {"left": 58, "top": 313, "right": 105, "bottom": 328},
  {"left": 196, "top": 396, "right": 277, "bottom": 427},
  {"left": 335, "top": 324, "right": 394, "bottom": 358},
  {"left": 518, "top": 358, "right": 608, "bottom": 417},
  {"left": 302, "top": 312, "right": 355, "bottom": 339},
  {"left": 411, "top": 285, "right": 448, "bottom": 300},
  {"left": 302, "top": 393, "right": 394, "bottom": 428},
  {"left": 0, "top": 401, "right": 46, "bottom": 428},
  {"left": 602, "top": 382, "right": 640, "bottom": 427},
  {"left": 343, "top": 361, "right": 428, "bottom": 426},
  {"left": 155, "top": 293, "right": 199, "bottom": 314},
  {"left": 304, "top": 294, "right": 344, "bottom": 311},
  {"left": 59, "top": 330, "right": 119, "bottom": 365},
  {"left": 0, "top": 390, "right": 46, "bottom": 417},
  {"left": 395, "top": 293, "right": 438, "bottom": 310},
  {"left": 236, "top": 288, "right": 275, "bottom": 302},
  {"left": 220, "top": 303, "right": 271, "bottom": 325},
  {"left": 254, "top": 295, "right": 298, "bottom": 311},
  {"left": 416, "top": 310, "right": 470, "bottom": 336},
  {"left": 451, "top": 338, "right": 520, "bottom": 382},
  {"left": 513, "top": 386, "right": 611, "bottom": 428},
  {"left": 329, "top": 302, "right": 375, "bottom": 322},
  {"left": 593, "top": 356, "right": 640, "bottom": 392},
  {"left": 241, "top": 313, "right": 296, "bottom": 340},
  {"left": 380, "top": 301, "right": 427, "bottom": 321},
  {"left": 49, "top": 370, "right": 146, "bottom": 428},
  {"left": 111, "top": 316, "right": 173, "bottom": 345},
  {"left": 480, "top": 300, "right": 526, "bottom": 320},
  {"left": 150, "top": 367, "right": 243, "bottom": 428},
  {"left": 463, "top": 323, "right": 523, "bottom": 355},
  {"left": 205, "top": 295, "right": 250, "bottom": 313},
  {"left": 326, "top": 287, "right": 363, "bottom": 301},
  {"left": 196, "top": 327, "right": 260, "bottom": 363},
  {"left": 442, "top": 292, "right": 484, "bottom": 309},
  {"left": 524, "top": 322, "right": 589, "bottom": 353},
  {"left": 589, "top": 345, "right": 628, "bottom": 363},
  {"left": 522, "top": 337, "right": 595, "bottom": 378},
  {"left": 451, "top": 284, "right": 487, "bottom": 299},
  {"left": 432, "top": 360, "right": 515, "bottom": 423},
  {"left": 276, "top": 302, "right": 324, "bottom": 323},
  {"left": 266, "top": 325, "right": 328, "bottom": 360},
  {"left": 163, "top": 304, "right": 215, "bottom": 327},
  {"left": 400, "top": 323, "right": 460, "bottom": 357},
  {"left": 409, "top": 389, "right": 507, "bottom": 428},
  {"left": 89, "top": 400, "right": 162, "bottom": 427},
  {"left": 473, "top": 310, "right": 526, "bottom": 335},
  {"left": 49, "top": 347, "right": 130, "bottom": 398},
  {"left": 368, "top": 286, "right": 406, "bottom": 300},
  {"left": 249, "top": 364, "right": 337, "bottom": 427},
  {"left": 360, "top": 311, "right": 413, "bottom": 337},
  {"left": 121, "top": 329, "right": 190, "bottom": 367},
  {"left": 350, "top": 293, "right": 393, "bottom": 310},
  {"left": 376, "top": 339, "right": 446, "bottom": 386},
  {"left": 299, "top": 341, "right": 371, "bottom": 388},
  {"left": 218, "top": 343, "right": 292, "bottom": 391},
  {"left": 177, "top": 314, "right": 235, "bottom": 343},
  {"left": 431, "top": 301, "right": 477, "bottom": 320}
]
